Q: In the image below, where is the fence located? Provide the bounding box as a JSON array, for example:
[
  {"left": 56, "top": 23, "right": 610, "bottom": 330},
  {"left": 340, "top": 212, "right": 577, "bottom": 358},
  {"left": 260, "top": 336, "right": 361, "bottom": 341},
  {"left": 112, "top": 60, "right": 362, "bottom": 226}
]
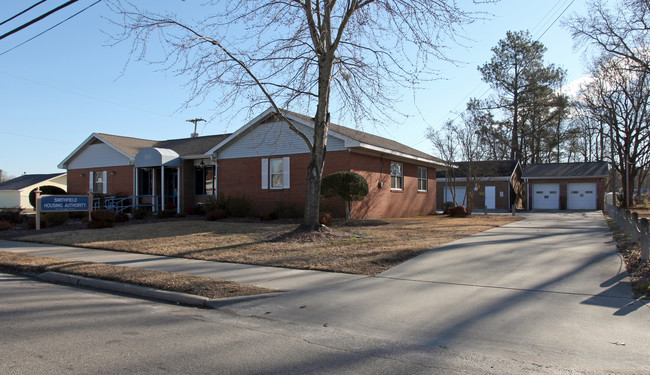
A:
[{"left": 605, "top": 203, "right": 649, "bottom": 261}]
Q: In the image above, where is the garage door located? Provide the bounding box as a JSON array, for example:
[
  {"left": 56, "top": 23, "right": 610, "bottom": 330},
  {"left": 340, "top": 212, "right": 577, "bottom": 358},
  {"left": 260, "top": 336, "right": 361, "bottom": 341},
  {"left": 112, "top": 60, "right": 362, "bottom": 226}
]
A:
[
  {"left": 444, "top": 186, "right": 467, "bottom": 206},
  {"left": 533, "top": 183, "right": 560, "bottom": 210},
  {"left": 567, "top": 183, "right": 597, "bottom": 210}
]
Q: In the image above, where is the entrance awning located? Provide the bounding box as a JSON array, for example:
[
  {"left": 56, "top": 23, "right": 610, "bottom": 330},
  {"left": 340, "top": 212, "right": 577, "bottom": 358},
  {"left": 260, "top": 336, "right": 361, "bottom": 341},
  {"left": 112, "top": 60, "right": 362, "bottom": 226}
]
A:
[{"left": 135, "top": 148, "right": 181, "bottom": 167}]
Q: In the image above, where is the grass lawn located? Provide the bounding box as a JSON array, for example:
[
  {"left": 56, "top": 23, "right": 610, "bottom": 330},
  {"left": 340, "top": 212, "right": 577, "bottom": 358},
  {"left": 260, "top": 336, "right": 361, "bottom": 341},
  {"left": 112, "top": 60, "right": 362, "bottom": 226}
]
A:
[
  {"left": 13, "top": 214, "right": 523, "bottom": 275},
  {"left": 0, "top": 250, "right": 274, "bottom": 299}
]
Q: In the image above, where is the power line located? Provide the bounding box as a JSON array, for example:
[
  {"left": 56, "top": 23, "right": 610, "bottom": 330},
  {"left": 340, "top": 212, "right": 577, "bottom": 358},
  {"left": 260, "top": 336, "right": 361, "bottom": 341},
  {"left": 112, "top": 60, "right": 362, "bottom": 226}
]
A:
[
  {"left": 0, "top": 0, "right": 48, "bottom": 27},
  {"left": 0, "top": 0, "right": 79, "bottom": 41},
  {"left": 0, "top": 0, "right": 102, "bottom": 56}
]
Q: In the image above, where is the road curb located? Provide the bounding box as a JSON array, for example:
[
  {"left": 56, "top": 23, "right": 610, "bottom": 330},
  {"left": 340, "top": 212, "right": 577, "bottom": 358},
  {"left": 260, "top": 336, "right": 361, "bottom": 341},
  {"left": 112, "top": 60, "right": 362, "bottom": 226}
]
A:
[{"left": 35, "top": 271, "right": 251, "bottom": 308}]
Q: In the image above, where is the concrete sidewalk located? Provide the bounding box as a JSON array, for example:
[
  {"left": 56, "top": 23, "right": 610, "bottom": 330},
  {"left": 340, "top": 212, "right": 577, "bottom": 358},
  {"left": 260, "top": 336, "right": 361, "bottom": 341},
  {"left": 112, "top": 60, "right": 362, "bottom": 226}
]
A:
[{"left": 0, "top": 239, "right": 366, "bottom": 293}]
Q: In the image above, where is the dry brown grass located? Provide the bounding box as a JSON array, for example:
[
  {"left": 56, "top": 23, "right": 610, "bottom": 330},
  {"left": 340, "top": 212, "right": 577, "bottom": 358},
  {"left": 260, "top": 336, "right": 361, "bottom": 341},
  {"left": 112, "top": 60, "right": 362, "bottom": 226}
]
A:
[
  {"left": 0, "top": 251, "right": 274, "bottom": 299},
  {"left": 16, "top": 214, "right": 523, "bottom": 275}
]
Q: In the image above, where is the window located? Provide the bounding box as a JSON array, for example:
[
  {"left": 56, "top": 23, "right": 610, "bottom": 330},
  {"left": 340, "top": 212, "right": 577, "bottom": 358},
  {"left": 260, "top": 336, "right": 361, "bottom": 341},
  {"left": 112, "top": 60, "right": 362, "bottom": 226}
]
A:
[
  {"left": 262, "top": 157, "right": 290, "bottom": 189},
  {"left": 270, "top": 158, "right": 284, "bottom": 188},
  {"left": 417, "top": 167, "right": 427, "bottom": 191},
  {"left": 195, "top": 165, "right": 215, "bottom": 195},
  {"left": 89, "top": 171, "right": 107, "bottom": 194},
  {"left": 390, "top": 162, "right": 403, "bottom": 190}
]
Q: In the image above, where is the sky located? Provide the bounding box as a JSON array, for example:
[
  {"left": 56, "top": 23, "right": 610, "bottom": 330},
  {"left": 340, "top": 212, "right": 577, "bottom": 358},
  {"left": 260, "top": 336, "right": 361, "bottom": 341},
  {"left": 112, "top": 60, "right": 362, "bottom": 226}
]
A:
[{"left": 0, "top": 0, "right": 602, "bottom": 179}]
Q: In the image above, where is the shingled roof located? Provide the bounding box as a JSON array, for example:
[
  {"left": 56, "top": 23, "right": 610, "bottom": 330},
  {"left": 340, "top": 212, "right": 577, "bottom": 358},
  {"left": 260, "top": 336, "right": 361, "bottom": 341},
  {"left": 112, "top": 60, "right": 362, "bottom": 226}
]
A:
[
  {"left": 522, "top": 162, "right": 609, "bottom": 178},
  {"left": 0, "top": 173, "right": 66, "bottom": 191},
  {"left": 278, "top": 110, "right": 443, "bottom": 164},
  {"left": 95, "top": 133, "right": 233, "bottom": 158},
  {"left": 436, "top": 160, "right": 520, "bottom": 179}
]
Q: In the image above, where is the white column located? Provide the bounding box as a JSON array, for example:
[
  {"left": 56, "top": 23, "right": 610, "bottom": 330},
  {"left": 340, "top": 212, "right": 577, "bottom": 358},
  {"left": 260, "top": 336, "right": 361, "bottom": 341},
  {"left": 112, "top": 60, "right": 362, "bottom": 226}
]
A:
[
  {"left": 152, "top": 168, "right": 157, "bottom": 213},
  {"left": 134, "top": 167, "right": 138, "bottom": 211},
  {"left": 176, "top": 167, "right": 181, "bottom": 214},
  {"left": 161, "top": 166, "right": 166, "bottom": 212}
]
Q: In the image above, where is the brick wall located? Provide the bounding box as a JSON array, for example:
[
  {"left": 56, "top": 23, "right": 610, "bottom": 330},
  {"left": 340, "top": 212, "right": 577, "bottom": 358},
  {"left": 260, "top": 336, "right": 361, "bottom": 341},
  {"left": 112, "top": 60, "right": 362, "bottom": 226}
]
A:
[
  {"left": 349, "top": 153, "right": 436, "bottom": 219},
  {"left": 66, "top": 166, "right": 134, "bottom": 195},
  {"left": 216, "top": 151, "right": 437, "bottom": 219}
]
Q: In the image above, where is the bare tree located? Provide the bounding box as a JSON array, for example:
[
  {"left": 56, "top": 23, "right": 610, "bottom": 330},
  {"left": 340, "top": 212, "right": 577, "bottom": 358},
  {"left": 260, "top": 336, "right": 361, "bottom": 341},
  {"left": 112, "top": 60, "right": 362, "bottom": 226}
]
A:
[
  {"left": 427, "top": 100, "right": 491, "bottom": 214},
  {"left": 566, "top": 0, "right": 650, "bottom": 74},
  {"left": 579, "top": 55, "right": 650, "bottom": 207},
  {"left": 108, "top": 1, "right": 484, "bottom": 231}
]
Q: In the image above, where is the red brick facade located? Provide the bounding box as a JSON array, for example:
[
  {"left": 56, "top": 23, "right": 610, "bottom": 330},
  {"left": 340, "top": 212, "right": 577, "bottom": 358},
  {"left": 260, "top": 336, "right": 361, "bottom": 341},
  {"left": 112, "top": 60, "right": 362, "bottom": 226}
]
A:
[
  {"left": 67, "top": 166, "right": 134, "bottom": 196},
  {"left": 217, "top": 150, "right": 437, "bottom": 219}
]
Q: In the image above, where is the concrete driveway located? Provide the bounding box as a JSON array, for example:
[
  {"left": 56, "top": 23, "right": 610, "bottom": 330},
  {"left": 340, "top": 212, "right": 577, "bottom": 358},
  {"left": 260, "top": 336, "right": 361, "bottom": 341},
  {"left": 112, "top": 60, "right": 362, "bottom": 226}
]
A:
[{"left": 225, "top": 212, "right": 649, "bottom": 373}]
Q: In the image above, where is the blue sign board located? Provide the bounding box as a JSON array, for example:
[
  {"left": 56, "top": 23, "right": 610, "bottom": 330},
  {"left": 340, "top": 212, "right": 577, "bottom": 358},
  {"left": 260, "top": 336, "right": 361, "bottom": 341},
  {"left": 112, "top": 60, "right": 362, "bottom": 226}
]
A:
[{"left": 41, "top": 196, "right": 89, "bottom": 212}]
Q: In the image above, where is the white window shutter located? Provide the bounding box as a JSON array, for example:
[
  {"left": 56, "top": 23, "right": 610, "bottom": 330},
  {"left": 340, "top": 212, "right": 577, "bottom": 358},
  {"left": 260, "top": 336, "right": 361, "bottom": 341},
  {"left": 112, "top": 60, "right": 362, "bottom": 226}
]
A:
[
  {"left": 261, "top": 158, "right": 268, "bottom": 189},
  {"left": 102, "top": 171, "right": 108, "bottom": 194},
  {"left": 282, "top": 157, "right": 290, "bottom": 189},
  {"left": 89, "top": 171, "right": 94, "bottom": 192}
]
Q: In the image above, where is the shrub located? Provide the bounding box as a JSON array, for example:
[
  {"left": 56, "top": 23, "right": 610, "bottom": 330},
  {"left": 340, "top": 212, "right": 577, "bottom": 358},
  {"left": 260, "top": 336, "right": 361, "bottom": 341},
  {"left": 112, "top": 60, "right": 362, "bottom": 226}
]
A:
[
  {"left": 227, "top": 196, "right": 253, "bottom": 217},
  {"left": 26, "top": 215, "right": 46, "bottom": 229},
  {"left": 0, "top": 220, "right": 12, "bottom": 231},
  {"left": 321, "top": 172, "right": 369, "bottom": 220},
  {"left": 442, "top": 201, "right": 454, "bottom": 214},
  {"left": 206, "top": 208, "right": 228, "bottom": 221},
  {"left": 260, "top": 211, "right": 279, "bottom": 221},
  {"left": 115, "top": 213, "right": 130, "bottom": 223},
  {"left": 45, "top": 212, "right": 68, "bottom": 227},
  {"left": 158, "top": 209, "right": 177, "bottom": 219},
  {"left": 272, "top": 201, "right": 300, "bottom": 218},
  {"left": 88, "top": 210, "right": 116, "bottom": 229},
  {"left": 0, "top": 208, "right": 22, "bottom": 224},
  {"left": 132, "top": 208, "right": 150, "bottom": 220},
  {"left": 448, "top": 206, "right": 468, "bottom": 217},
  {"left": 203, "top": 197, "right": 220, "bottom": 213}
]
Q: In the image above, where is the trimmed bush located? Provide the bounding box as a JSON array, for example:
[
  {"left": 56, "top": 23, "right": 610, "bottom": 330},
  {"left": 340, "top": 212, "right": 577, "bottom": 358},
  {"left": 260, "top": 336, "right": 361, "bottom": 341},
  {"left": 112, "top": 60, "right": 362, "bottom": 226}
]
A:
[
  {"left": 0, "top": 220, "right": 12, "bottom": 231},
  {"left": 88, "top": 210, "right": 116, "bottom": 229},
  {"left": 321, "top": 171, "right": 369, "bottom": 220},
  {"left": 0, "top": 208, "right": 22, "bottom": 224},
  {"left": 115, "top": 213, "right": 130, "bottom": 223},
  {"left": 158, "top": 209, "right": 177, "bottom": 219},
  {"left": 260, "top": 211, "right": 279, "bottom": 221},
  {"left": 272, "top": 201, "right": 300, "bottom": 218},
  {"left": 132, "top": 208, "right": 150, "bottom": 220},
  {"left": 227, "top": 196, "right": 252, "bottom": 217},
  {"left": 26, "top": 215, "right": 46, "bottom": 229},
  {"left": 45, "top": 212, "right": 68, "bottom": 227},
  {"left": 206, "top": 209, "right": 228, "bottom": 221}
]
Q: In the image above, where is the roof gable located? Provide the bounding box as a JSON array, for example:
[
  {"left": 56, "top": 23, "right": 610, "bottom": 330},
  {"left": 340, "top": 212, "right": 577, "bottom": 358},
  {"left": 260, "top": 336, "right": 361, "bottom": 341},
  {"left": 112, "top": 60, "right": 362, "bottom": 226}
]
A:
[{"left": 209, "top": 108, "right": 445, "bottom": 167}]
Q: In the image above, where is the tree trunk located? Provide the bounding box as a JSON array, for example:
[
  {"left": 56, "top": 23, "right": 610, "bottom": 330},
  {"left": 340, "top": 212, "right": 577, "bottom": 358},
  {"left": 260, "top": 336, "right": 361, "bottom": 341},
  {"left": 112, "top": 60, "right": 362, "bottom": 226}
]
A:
[{"left": 297, "top": 54, "right": 333, "bottom": 232}]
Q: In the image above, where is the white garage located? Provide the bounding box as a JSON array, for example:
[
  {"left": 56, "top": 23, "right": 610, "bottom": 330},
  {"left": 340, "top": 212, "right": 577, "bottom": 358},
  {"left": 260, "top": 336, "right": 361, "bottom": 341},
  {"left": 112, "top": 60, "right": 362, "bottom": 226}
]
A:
[
  {"left": 567, "top": 182, "right": 597, "bottom": 210},
  {"left": 532, "top": 183, "right": 560, "bottom": 210}
]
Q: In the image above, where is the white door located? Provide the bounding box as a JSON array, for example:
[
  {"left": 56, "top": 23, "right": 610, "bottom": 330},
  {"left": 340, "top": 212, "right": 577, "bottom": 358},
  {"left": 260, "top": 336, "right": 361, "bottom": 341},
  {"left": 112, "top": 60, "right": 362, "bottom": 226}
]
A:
[
  {"left": 444, "top": 186, "right": 467, "bottom": 206},
  {"left": 484, "top": 186, "right": 496, "bottom": 209},
  {"left": 567, "top": 182, "right": 597, "bottom": 210},
  {"left": 532, "top": 183, "right": 560, "bottom": 210}
]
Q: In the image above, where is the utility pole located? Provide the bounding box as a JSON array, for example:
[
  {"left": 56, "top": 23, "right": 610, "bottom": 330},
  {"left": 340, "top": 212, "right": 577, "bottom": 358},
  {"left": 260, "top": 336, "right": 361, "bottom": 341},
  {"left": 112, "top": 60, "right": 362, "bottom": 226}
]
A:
[{"left": 186, "top": 118, "right": 205, "bottom": 138}]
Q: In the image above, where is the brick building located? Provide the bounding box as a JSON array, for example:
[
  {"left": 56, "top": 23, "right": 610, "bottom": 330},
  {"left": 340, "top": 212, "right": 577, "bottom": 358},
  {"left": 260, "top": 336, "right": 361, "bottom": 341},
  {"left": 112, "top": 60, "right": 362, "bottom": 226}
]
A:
[{"left": 59, "top": 109, "right": 446, "bottom": 219}]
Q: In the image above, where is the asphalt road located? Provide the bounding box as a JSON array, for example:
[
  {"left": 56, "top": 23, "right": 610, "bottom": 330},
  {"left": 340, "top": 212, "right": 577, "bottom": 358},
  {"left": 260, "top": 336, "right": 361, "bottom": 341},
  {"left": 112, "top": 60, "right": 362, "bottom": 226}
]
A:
[{"left": 2, "top": 272, "right": 550, "bottom": 374}]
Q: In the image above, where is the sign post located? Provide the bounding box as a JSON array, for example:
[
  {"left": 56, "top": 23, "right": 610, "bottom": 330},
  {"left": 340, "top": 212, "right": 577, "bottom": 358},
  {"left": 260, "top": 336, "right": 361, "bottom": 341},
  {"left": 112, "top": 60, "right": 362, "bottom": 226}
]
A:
[{"left": 36, "top": 192, "right": 93, "bottom": 230}]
